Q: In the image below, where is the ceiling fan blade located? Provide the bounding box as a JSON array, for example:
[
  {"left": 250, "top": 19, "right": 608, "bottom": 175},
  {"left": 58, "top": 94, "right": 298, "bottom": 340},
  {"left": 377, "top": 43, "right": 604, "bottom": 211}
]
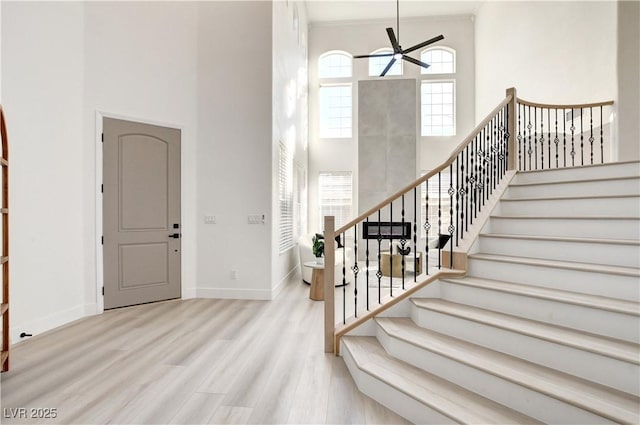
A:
[
  {"left": 403, "top": 34, "right": 445, "bottom": 55},
  {"left": 380, "top": 58, "right": 396, "bottom": 77},
  {"left": 402, "top": 55, "right": 430, "bottom": 70},
  {"left": 386, "top": 27, "right": 401, "bottom": 52},
  {"left": 353, "top": 53, "right": 394, "bottom": 59}
]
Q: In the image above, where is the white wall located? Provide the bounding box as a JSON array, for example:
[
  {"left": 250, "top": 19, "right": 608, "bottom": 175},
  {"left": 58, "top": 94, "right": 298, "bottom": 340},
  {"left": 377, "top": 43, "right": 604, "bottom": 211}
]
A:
[
  {"left": 2, "top": 2, "right": 86, "bottom": 340},
  {"left": 308, "top": 16, "right": 475, "bottom": 233},
  {"left": 475, "top": 1, "right": 616, "bottom": 119},
  {"left": 84, "top": 1, "right": 199, "bottom": 307},
  {"left": 617, "top": 0, "right": 640, "bottom": 160},
  {"left": 2, "top": 0, "right": 291, "bottom": 341},
  {"left": 271, "top": 1, "right": 309, "bottom": 293},
  {"left": 196, "top": 1, "right": 273, "bottom": 299}
]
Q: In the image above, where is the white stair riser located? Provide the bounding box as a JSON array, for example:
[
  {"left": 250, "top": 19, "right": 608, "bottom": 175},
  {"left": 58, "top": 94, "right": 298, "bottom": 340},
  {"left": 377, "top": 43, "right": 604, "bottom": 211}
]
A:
[
  {"left": 341, "top": 345, "right": 456, "bottom": 425},
  {"left": 438, "top": 282, "right": 640, "bottom": 343},
  {"left": 467, "top": 257, "right": 640, "bottom": 301},
  {"left": 411, "top": 307, "right": 640, "bottom": 395},
  {"left": 478, "top": 236, "right": 640, "bottom": 268},
  {"left": 375, "top": 327, "right": 613, "bottom": 424},
  {"left": 505, "top": 178, "right": 640, "bottom": 199},
  {"left": 513, "top": 163, "right": 640, "bottom": 185},
  {"left": 487, "top": 217, "right": 640, "bottom": 240},
  {"left": 496, "top": 197, "right": 640, "bottom": 217}
]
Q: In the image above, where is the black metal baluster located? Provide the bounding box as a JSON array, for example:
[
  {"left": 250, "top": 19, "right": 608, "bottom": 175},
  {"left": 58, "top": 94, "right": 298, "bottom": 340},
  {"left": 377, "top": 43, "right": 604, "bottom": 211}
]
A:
[
  {"left": 580, "top": 107, "right": 584, "bottom": 166},
  {"left": 455, "top": 156, "right": 460, "bottom": 246},
  {"left": 505, "top": 105, "right": 510, "bottom": 176},
  {"left": 401, "top": 195, "right": 406, "bottom": 290},
  {"left": 517, "top": 103, "right": 522, "bottom": 170},
  {"left": 365, "top": 217, "right": 370, "bottom": 311},
  {"left": 352, "top": 228, "right": 358, "bottom": 318},
  {"left": 540, "top": 107, "right": 544, "bottom": 169},
  {"left": 554, "top": 109, "right": 559, "bottom": 168},
  {"left": 448, "top": 164, "right": 454, "bottom": 269},
  {"left": 600, "top": 106, "right": 604, "bottom": 164},
  {"left": 470, "top": 137, "right": 476, "bottom": 223},
  {"left": 563, "top": 108, "right": 567, "bottom": 167},
  {"left": 438, "top": 172, "right": 442, "bottom": 269},
  {"left": 424, "top": 179, "right": 430, "bottom": 272},
  {"left": 389, "top": 202, "right": 393, "bottom": 297},
  {"left": 570, "top": 108, "right": 576, "bottom": 166},
  {"left": 464, "top": 146, "right": 469, "bottom": 232},
  {"left": 589, "top": 107, "right": 594, "bottom": 165},
  {"left": 547, "top": 108, "right": 551, "bottom": 169},
  {"left": 527, "top": 105, "right": 533, "bottom": 170},
  {"left": 534, "top": 107, "right": 538, "bottom": 170},
  {"left": 377, "top": 212, "right": 382, "bottom": 304},
  {"left": 342, "top": 234, "right": 346, "bottom": 324},
  {"left": 460, "top": 147, "right": 467, "bottom": 237},
  {"left": 413, "top": 187, "right": 417, "bottom": 282}
]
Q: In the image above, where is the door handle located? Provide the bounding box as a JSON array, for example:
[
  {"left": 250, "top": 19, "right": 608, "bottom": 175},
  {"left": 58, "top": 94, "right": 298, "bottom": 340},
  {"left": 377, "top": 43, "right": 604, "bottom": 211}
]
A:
[{"left": 169, "top": 233, "right": 180, "bottom": 239}]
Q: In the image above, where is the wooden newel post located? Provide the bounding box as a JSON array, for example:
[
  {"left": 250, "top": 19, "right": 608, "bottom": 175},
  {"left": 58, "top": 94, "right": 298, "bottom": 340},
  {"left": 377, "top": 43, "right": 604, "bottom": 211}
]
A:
[
  {"left": 323, "top": 216, "right": 335, "bottom": 354},
  {"left": 506, "top": 87, "right": 517, "bottom": 171}
]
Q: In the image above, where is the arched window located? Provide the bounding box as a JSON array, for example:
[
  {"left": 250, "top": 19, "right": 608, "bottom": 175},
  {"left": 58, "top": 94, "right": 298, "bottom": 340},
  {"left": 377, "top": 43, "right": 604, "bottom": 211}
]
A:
[
  {"left": 421, "top": 47, "right": 455, "bottom": 74},
  {"left": 319, "top": 51, "right": 352, "bottom": 78},
  {"left": 368, "top": 48, "right": 402, "bottom": 76}
]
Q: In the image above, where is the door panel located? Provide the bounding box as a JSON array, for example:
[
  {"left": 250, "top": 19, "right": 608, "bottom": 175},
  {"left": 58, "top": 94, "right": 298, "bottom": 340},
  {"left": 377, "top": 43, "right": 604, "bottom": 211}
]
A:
[{"left": 103, "top": 118, "right": 181, "bottom": 309}]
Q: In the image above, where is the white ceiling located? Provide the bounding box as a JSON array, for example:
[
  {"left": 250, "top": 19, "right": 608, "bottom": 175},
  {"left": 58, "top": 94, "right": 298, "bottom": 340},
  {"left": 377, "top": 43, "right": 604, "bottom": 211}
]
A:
[{"left": 305, "top": 0, "right": 484, "bottom": 23}]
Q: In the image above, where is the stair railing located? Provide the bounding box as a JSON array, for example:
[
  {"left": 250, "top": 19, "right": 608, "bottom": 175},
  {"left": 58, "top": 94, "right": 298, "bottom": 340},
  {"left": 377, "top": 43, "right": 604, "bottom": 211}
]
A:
[
  {"left": 516, "top": 98, "right": 614, "bottom": 170},
  {"left": 324, "top": 88, "right": 518, "bottom": 354}
]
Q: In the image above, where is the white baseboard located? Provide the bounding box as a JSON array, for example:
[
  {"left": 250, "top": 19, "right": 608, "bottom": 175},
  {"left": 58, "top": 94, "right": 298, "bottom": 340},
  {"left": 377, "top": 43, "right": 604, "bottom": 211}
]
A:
[
  {"left": 271, "top": 266, "right": 299, "bottom": 299},
  {"left": 11, "top": 303, "right": 90, "bottom": 345},
  {"left": 182, "top": 286, "right": 197, "bottom": 299},
  {"left": 196, "top": 287, "right": 273, "bottom": 300}
]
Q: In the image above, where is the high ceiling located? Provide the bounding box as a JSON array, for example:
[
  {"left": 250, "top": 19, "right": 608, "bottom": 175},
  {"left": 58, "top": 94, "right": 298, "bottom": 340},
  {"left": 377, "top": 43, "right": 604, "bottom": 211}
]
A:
[{"left": 305, "top": 0, "right": 484, "bottom": 24}]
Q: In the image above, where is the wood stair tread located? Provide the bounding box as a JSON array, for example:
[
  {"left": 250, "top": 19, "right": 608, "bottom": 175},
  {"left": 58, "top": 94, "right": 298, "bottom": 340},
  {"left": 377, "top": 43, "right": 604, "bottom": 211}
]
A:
[
  {"left": 490, "top": 215, "right": 640, "bottom": 220},
  {"left": 509, "top": 175, "right": 640, "bottom": 187},
  {"left": 411, "top": 296, "right": 640, "bottom": 364},
  {"left": 342, "top": 336, "right": 543, "bottom": 425},
  {"left": 375, "top": 317, "right": 640, "bottom": 424},
  {"left": 481, "top": 232, "right": 640, "bottom": 246},
  {"left": 500, "top": 194, "right": 640, "bottom": 202},
  {"left": 469, "top": 253, "right": 640, "bottom": 277},
  {"left": 441, "top": 276, "right": 640, "bottom": 316}
]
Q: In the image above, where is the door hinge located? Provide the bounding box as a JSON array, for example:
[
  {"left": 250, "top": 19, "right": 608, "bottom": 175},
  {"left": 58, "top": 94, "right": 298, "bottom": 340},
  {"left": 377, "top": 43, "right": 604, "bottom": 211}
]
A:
[
  {"left": 102, "top": 286, "right": 104, "bottom": 296},
  {"left": 101, "top": 236, "right": 104, "bottom": 245},
  {"left": 101, "top": 133, "right": 104, "bottom": 142},
  {"left": 101, "top": 184, "right": 104, "bottom": 193}
]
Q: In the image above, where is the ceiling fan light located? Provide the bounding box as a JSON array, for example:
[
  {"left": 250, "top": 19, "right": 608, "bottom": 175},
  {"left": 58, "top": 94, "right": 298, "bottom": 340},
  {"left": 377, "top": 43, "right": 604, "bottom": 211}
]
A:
[{"left": 393, "top": 53, "right": 402, "bottom": 60}]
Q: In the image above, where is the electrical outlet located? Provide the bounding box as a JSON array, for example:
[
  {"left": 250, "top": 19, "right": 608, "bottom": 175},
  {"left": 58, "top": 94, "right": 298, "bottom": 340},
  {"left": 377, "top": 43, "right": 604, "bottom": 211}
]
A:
[
  {"left": 205, "top": 215, "right": 216, "bottom": 224},
  {"left": 230, "top": 270, "right": 237, "bottom": 280}
]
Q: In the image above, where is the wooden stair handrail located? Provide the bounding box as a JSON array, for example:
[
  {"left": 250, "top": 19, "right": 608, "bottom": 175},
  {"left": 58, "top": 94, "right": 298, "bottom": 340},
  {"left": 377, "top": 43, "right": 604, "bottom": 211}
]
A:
[{"left": 517, "top": 97, "right": 614, "bottom": 110}]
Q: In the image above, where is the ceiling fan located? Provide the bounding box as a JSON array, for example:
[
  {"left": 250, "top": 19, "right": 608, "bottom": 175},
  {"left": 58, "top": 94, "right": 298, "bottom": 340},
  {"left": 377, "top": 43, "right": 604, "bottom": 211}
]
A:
[{"left": 354, "top": 0, "right": 444, "bottom": 77}]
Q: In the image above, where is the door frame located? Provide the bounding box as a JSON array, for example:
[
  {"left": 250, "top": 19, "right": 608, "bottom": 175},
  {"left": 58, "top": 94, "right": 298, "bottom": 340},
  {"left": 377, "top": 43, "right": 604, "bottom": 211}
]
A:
[{"left": 95, "top": 111, "right": 184, "bottom": 314}]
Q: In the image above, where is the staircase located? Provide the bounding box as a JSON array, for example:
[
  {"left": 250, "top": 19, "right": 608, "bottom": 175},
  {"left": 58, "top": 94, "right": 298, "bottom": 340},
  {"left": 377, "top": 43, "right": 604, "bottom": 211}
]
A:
[{"left": 341, "top": 161, "right": 640, "bottom": 424}]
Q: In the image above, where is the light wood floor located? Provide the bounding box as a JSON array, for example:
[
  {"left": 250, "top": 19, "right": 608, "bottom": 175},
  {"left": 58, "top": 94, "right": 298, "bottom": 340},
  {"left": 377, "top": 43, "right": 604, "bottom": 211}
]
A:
[{"left": 0, "top": 275, "right": 409, "bottom": 425}]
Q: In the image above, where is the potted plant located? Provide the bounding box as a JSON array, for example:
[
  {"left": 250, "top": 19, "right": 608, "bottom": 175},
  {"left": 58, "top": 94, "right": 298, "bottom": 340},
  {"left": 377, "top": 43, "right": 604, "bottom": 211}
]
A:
[{"left": 312, "top": 233, "right": 325, "bottom": 265}]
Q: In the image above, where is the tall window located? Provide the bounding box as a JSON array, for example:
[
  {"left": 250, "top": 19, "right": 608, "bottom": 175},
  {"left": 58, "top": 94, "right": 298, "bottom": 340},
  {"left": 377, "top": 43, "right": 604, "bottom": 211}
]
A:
[
  {"left": 421, "top": 47, "right": 455, "bottom": 74},
  {"left": 368, "top": 48, "right": 402, "bottom": 76},
  {"left": 279, "top": 142, "right": 294, "bottom": 253},
  {"left": 319, "top": 51, "right": 352, "bottom": 78},
  {"left": 421, "top": 81, "right": 455, "bottom": 136},
  {"left": 319, "top": 51, "right": 352, "bottom": 139},
  {"left": 421, "top": 47, "right": 456, "bottom": 137},
  {"left": 319, "top": 172, "right": 353, "bottom": 230},
  {"left": 319, "top": 85, "right": 352, "bottom": 138}
]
